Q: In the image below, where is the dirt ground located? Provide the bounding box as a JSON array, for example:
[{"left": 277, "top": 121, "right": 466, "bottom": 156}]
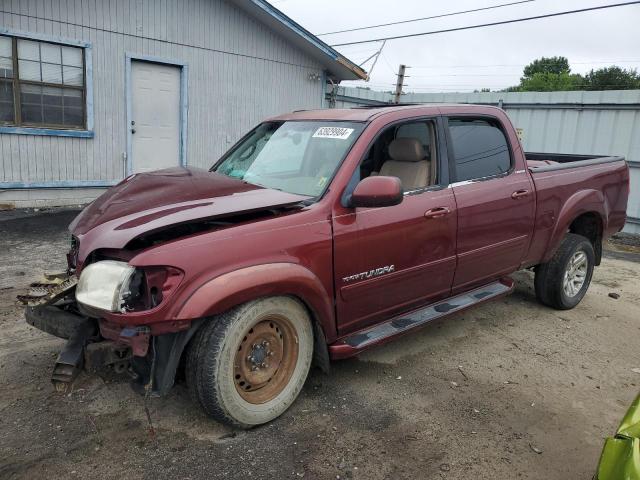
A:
[{"left": 1, "top": 209, "right": 640, "bottom": 480}]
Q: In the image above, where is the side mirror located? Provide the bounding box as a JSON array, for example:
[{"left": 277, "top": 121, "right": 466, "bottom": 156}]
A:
[{"left": 350, "top": 176, "right": 403, "bottom": 208}]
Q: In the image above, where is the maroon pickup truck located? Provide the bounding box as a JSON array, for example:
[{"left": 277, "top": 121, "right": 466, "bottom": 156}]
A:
[{"left": 22, "top": 104, "right": 629, "bottom": 428}]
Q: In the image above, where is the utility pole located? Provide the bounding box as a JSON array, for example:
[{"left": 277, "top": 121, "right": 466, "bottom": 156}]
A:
[{"left": 394, "top": 64, "right": 407, "bottom": 104}]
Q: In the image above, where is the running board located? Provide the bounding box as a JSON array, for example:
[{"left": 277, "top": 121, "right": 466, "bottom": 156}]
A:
[{"left": 329, "top": 278, "right": 514, "bottom": 360}]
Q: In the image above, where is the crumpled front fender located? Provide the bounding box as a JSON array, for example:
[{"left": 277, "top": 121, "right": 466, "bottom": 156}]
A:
[{"left": 175, "top": 262, "right": 336, "bottom": 342}]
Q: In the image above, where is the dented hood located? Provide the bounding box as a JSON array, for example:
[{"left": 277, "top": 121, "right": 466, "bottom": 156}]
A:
[{"left": 70, "top": 167, "right": 309, "bottom": 259}]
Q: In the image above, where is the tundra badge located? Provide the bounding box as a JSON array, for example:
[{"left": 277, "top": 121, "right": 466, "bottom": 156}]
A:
[{"left": 342, "top": 265, "right": 395, "bottom": 283}]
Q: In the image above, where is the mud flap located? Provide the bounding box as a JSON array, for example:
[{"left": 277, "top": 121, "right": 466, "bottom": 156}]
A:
[
  {"left": 130, "top": 319, "right": 203, "bottom": 397},
  {"left": 51, "top": 319, "right": 97, "bottom": 392}
]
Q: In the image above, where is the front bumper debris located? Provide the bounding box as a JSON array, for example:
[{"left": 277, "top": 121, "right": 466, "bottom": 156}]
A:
[
  {"left": 51, "top": 318, "right": 97, "bottom": 391},
  {"left": 23, "top": 303, "right": 135, "bottom": 392},
  {"left": 16, "top": 271, "right": 78, "bottom": 307},
  {"left": 25, "top": 305, "right": 89, "bottom": 340}
]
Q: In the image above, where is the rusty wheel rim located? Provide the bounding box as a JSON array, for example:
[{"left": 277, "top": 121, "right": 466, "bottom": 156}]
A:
[{"left": 233, "top": 315, "right": 299, "bottom": 404}]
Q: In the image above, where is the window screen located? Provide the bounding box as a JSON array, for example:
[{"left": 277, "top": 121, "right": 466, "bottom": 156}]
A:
[
  {"left": 449, "top": 118, "right": 511, "bottom": 181},
  {"left": 0, "top": 34, "right": 85, "bottom": 129}
]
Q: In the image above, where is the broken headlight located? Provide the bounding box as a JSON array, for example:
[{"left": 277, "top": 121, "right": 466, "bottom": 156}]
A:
[{"left": 76, "top": 260, "right": 136, "bottom": 313}]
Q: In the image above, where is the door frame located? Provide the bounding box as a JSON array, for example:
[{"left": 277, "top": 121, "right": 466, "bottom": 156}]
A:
[{"left": 125, "top": 53, "right": 189, "bottom": 175}]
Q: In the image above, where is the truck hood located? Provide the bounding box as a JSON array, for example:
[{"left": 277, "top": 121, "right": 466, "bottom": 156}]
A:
[{"left": 70, "top": 167, "right": 310, "bottom": 260}]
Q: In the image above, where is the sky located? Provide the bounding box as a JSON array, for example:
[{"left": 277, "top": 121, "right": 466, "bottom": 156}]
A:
[{"left": 271, "top": 0, "right": 640, "bottom": 92}]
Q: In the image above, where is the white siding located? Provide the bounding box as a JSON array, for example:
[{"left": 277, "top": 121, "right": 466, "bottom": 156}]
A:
[{"left": 0, "top": 0, "right": 325, "bottom": 190}]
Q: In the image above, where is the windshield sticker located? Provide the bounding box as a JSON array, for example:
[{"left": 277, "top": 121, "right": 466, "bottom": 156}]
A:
[{"left": 312, "top": 127, "right": 354, "bottom": 140}]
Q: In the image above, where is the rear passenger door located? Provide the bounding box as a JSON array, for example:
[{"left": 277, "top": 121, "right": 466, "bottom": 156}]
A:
[{"left": 446, "top": 116, "right": 535, "bottom": 292}]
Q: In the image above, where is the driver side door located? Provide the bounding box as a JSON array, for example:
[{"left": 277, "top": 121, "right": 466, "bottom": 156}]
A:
[{"left": 332, "top": 117, "right": 458, "bottom": 335}]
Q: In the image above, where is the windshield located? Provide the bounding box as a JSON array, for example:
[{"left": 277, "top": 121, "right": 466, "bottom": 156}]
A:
[{"left": 212, "top": 121, "right": 365, "bottom": 197}]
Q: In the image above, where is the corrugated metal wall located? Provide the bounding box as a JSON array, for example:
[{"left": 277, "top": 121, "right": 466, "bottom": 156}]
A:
[
  {"left": 328, "top": 86, "right": 640, "bottom": 234},
  {"left": 0, "top": 0, "right": 324, "bottom": 189}
]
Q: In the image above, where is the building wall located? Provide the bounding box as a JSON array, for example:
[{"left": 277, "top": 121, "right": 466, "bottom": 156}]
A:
[
  {"left": 0, "top": 0, "right": 326, "bottom": 207},
  {"left": 328, "top": 86, "right": 640, "bottom": 234}
]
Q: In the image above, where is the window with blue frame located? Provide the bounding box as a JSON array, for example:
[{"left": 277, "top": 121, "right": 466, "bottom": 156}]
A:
[{"left": 0, "top": 35, "right": 86, "bottom": 129}]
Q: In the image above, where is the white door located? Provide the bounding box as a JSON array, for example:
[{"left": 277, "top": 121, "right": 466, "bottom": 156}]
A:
[{"left": 130, "top": 61, "right": 181, "bottom": 173}]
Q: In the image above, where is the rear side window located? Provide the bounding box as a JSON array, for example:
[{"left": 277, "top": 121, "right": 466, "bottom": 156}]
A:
[{"left": 448, "top": 118, "right": 511, "bottom": 182}]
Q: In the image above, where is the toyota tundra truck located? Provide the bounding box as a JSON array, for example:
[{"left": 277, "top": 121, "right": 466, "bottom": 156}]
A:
[{"left": 20, "top": 104, "right": 630, "bottom": 428}]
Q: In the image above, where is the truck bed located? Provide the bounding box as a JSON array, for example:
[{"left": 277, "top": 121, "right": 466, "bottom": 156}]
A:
[
  {"left": 522, "top": 152, "right": 629, "bottom": 268},
  {"left": 526, "top": 152, "right": 625, "bottom": 171}
]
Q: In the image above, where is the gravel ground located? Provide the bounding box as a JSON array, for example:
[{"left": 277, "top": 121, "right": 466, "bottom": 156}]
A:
[{"left": 1, "top": 209, "right": 640, "bottom": 480}]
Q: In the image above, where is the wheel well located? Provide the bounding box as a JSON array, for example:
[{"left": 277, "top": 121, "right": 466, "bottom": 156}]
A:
[
  {"left": 275, "top": 295, "right": 331, "bottom": 374},
  {"left": 178, "top": 294, "right": 331, "bottom": 382},
  {"left": 569, "top": 212, "right": 603, "bottom": 265}
]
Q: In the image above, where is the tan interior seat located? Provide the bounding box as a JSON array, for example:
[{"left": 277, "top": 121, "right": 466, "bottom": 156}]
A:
[{"left": 379, "top": 138, "right": 430, "bottom": 190}]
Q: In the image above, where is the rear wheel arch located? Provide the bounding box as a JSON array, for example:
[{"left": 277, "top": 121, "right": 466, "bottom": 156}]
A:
[
  {"left": 568, "top": 212, "right": 604, "bottom": 265},
  {"left": 543, "top": 190, "right": 607, "bottom": 264}
]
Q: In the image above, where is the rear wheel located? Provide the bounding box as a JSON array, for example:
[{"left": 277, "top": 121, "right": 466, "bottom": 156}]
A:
[
  {"left": 534, "top": 233, "right": 595, "bottom": 310},
  {"left": 187, "top": 296, "right": 313, "bottom": 428}
]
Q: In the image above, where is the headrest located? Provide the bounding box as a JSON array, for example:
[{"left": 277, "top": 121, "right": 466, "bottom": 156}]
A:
[{"left": 388, "top": 138, "right": 425, "bottom": 163}]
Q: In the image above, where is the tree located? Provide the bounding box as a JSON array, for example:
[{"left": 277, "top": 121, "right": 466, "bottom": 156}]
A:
[
  {"left": 523, "top": 56, "right": 570, "bottom": 77},
  {"left": 499, "top": 57, "right": 640, "bottom": 92},
  {"left": 582, "top": 67, "right": 640, "bottom": 90},
  {"left": 518, "top": 72, "right": 583, "bottom": 92}
]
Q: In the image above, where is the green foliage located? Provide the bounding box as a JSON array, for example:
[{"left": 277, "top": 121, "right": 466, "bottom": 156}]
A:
[
  {"left": 504, "top": 57, "right": 640, "bottom": 92},
  {"left": 583, "top": 67, "right": 640, "bottom": 90},
  {"left": 517, "top": 72, "right": 583, "bottom": 92},
  {"left": 523, "top": 56, "right": 570, "bottom": 77}
]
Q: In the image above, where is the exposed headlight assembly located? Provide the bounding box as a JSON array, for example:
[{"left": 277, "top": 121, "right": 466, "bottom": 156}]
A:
[{"left": 76, "top": 260, "right": 136, "bottom": 313}]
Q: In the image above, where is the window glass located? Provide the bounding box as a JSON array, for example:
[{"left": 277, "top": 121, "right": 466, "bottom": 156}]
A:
[
  {"left": 17, "top": 40, "right": 40, "bottom": 61},
  {"left": 0, "top": 36, "right": 12, "bottom": 79},
  {"left": 62, "top": 46, "right": 83, "bottom": 67},
  {"left": 0, "top": 80, "right": 14, "bottom": 122},
  {"left": 214, "top": 121, "right": 364, "bottom": 197},
  {"left": 449, "top": 118, "right": 511, "bottom": 181},
  {"left": 63, "top": 89, "right": 83, "bottom": 125},
  {"left": 41, "top": 43, "right": 61, "bottom": 63},
  {"left": 19, "top": 60, "right": 41, "bottom": 81},
  {"left": 0, "top": 57, "right": 12, "bottom": 79},
  {"left": 395, "top": 121, "right": 433, "bottom": 161},
  {"left": 42, "top": 62, "right": 63, "bottom": 83},
  {"left": 0, "top": 36, "right": 11, "bottom": 57},
  {"left": 63, "top": 65, "right": 83, "bottom": 86},
  {"left": 5, "top": 36, "right": 86, "bottom": 129}
]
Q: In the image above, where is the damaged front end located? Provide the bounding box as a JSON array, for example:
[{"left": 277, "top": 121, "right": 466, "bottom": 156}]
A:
[
  {"left": 18, "top": 271, "right": 131, "bottom": 391},
  {"left": 18, "top": 256, "right": 194, "bottom": 396}
]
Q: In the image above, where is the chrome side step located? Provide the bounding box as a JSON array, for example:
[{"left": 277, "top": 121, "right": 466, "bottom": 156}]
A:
[{"left": 329, "top": 278, "right": 514, "bottom": 360}]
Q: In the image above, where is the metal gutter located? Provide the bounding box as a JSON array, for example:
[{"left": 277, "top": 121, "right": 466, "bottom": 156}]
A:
[{"left": 231, "top": 0, "right": 367, "bottom": 81}]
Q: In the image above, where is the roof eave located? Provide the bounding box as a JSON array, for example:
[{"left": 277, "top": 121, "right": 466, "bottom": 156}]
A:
[{"left": 228, "top": 0, "right": 368, "bottom": 81}]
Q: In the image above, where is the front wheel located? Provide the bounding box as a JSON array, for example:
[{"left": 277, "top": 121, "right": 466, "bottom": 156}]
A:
[
  {"left": 534, "top": 233, "right": 595, "bottom": 310},
  {"left": 187, "top": 296, "right": 314, "bottom": 428}
]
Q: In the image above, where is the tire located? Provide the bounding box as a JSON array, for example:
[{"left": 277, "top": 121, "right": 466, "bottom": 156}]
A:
[
  {"left": 534, "top": 233, "right": 595, "bottom": 310},
  {"left": 186, "top": 296, "right": 313, "bottom": 428}
]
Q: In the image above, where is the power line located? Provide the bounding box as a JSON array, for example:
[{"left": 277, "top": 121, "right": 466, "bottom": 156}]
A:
[
  {"left": 410, "top": 60, "right": 640, "bottom": 69},
  {"left": 331, "top": 1, "right": 640, "bottom": 47},
  {"left": 317, "top": 0, "right": 535, "bottom": 36}
]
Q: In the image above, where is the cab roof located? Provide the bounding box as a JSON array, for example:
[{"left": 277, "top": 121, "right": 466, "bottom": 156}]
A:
[{"left": 268, "top": 104, "right": 504, "bottom": 123}]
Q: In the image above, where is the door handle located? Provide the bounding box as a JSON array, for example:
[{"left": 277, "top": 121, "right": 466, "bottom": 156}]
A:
[
  {"left": 424, "top": 207, "right": 451, "bottom": 219},
  {"left": 511, "top": 189, "right": 530, "bottom": 199}
]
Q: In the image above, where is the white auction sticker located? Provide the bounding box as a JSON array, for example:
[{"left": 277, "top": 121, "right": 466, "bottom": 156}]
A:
[{"left": 312, "top": 126, "right": 354, "bottom": 140}]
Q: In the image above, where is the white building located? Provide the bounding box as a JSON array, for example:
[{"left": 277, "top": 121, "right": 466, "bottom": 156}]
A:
[{"left": 0, "top": 0, "right": 366, "bottom": 208}]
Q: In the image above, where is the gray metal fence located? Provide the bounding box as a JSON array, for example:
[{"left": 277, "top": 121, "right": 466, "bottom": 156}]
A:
[{"left": 326, "top": 86, "right": 640, "bottom": 234}]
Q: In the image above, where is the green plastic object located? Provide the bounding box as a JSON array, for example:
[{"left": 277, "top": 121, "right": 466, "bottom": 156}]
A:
[{"left": 596, "top": 394, "right": 640, "bottom": 480}]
